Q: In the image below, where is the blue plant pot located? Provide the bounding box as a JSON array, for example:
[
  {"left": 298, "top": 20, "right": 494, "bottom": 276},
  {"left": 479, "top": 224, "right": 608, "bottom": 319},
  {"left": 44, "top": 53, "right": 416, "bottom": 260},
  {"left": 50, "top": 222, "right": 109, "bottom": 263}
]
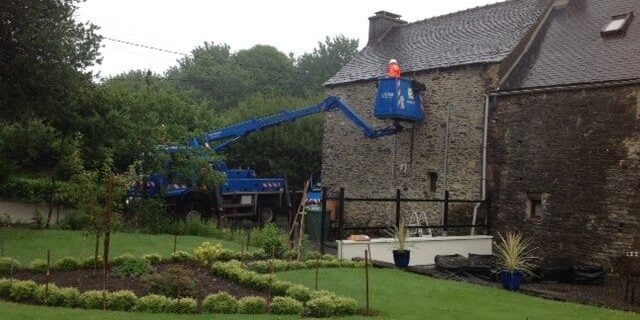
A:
[
  {"left": 393, "top": 250, "right": 410, "bottom": 268},
  {"left": 499, "top": 271, "right": 523, "bottom": 291}
]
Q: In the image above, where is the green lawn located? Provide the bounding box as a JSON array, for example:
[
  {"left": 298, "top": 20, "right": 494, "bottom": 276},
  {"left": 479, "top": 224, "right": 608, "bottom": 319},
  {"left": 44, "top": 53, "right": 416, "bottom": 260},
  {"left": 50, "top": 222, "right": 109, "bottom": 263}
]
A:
[
  {"left": 0, "top": 228, "right": 245, "bottom": 264},
  {"left": 277, "top": 268, "right": 640, "bottom": 320}
]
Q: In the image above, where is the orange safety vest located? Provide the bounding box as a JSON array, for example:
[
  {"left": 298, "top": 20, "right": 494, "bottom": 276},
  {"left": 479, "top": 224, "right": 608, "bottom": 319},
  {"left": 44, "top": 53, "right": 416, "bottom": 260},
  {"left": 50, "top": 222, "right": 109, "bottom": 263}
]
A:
[{"left": 387, "top": 63, "right": 401, "bottom": 78}]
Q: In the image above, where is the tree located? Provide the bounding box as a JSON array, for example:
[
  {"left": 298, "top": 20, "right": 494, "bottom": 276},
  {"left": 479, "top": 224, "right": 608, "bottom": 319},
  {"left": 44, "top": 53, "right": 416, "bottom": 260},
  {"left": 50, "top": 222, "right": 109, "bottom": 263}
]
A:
[
  {"left": 0, "top": 0, "right": 102, "bottom": 121},
  {"left": 295, "top": 35, "right": 359, "bottom": 95}
]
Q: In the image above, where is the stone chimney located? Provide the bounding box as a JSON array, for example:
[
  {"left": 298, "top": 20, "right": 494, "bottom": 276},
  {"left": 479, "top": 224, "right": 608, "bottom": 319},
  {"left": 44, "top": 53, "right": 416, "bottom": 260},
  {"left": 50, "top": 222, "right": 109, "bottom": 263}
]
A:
[{"left": 368, "top": 11, "right": 407, "bottom": 43}]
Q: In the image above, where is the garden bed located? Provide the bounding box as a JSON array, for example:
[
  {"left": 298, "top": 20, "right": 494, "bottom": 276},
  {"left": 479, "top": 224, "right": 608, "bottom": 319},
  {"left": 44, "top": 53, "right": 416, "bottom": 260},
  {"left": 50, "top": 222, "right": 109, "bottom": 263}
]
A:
[{"left": 11, "top": 261, "right": 265, "bottom": 301}]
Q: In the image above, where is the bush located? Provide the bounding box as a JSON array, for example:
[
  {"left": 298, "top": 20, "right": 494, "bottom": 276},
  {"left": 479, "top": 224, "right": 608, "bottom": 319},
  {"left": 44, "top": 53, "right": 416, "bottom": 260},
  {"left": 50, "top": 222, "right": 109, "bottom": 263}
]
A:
[
  {"left": 112, "top": 253, "right": 136, "bottom": 266},
  {"left": 9, "top": 279, "right": 38, "bottom": 302},
  {"left": 34, "top": 284, "right": 66, "bottom": 306},
  {"left": 202, "top": 292, "right": 239, "bottom": 314},
  {"left": 271, "top": 296, "right": 303, "bottom": 315},
  {"left": 193, "top": 241, "right": 224, "bottom": 266},
  {"left": 251, "top": 223, "right": 288, "bottom": 257},
  {"left": 334, "top": 296, "right": 359, "bottom": 316},
  {"left": 80, "top": 290, "right": 106, "bottom": 309},
  {"left": 107, "top": 290, "right": 137, "bottom": 311},
  {"left": 271, "top": 280, "right": 293, "bottom": 296},
  {"left": 306, "top": 296, "right": 336, "bottom": 318},
  {"left": 248, "top": 260, "right": 270, "bottom": 273},
  {"left": 60, "top": 287, "right": 81, "bottom": 307},
  {"left": 0, "top": 278, "right": 12, "bottom": 297},
  {"left": 54, "top": 257, "right": 81, "bottom": 271},
  {"left": 170, "top": 250, "right": 192, "bottom": 263},
  {"left": 58, "top": 210, "right": 90, "bottom": 230},
  {"left": 238, "top": 296, "right": 266, "bottom": 314},
  {"left": 135, "top": 294, "right": 173, "bottom": 313},
  {"left": 112, "top": 258, "right": 152, "bottom": 277},
  {"left": 81, "top": 256, "right": 103, "bottom": 269},
  {"left": 29, "top": 259, "right": 48, "bottom": 273},
  {"left": 142, "top": 253, "right": 163, "bottom": 264},
  {"left": 142, "top": 265, "right": 195, "bottom": 298},
  {"left": 0, "top": 257, "right": 21, "bottom": 274},
  {"left": 285, "top": 284, "right": 312, "bottom": 302},
  {"left": 170, "top": 297, "right": 198, "bottom": 314},
  {"left": 310, "top": 289, "right": 337, "bottom": 300}
]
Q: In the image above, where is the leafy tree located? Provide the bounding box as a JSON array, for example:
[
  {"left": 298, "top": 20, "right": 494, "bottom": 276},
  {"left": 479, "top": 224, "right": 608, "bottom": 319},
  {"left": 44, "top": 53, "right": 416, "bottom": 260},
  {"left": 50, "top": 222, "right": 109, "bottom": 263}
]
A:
[{"left": 295, "top": 35, "right": 359, "bottom": 95}]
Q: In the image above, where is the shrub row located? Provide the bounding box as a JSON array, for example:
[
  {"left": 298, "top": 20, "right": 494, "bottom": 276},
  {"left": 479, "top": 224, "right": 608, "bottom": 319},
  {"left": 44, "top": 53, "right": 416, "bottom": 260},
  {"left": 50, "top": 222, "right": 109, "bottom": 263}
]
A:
[
  {"left": 210, "top": 260, "right": 358, "bottom": 317},
  {"left": 0, "top": 177, "right": 78, "bottom": 207},
  {"left": 193, "top": 241, "right": 266, "bottom": 265},
  {"left": 0, "top": 278, "right": 302, "bottom": 315},
  {"left": 248, "top": 258, "right": 365, "bottom": 273}
]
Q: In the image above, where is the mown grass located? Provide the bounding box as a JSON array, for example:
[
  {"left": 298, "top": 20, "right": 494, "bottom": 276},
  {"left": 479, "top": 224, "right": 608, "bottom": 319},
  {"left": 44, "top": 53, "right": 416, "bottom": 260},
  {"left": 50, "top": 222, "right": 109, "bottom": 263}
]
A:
[
  {"left": 277, "top": 268, "right": 640, "bottom": 320},
  {"left": 0, "top": 228, "right": 246, "bottom": 264}
]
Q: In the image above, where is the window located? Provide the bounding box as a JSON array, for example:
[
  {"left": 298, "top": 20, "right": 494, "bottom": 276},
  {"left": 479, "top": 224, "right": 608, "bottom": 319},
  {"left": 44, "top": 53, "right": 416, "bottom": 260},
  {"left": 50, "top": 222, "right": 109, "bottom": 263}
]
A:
[
  {"left": 526, "top": 194, "right": 543, "bottom": 219},
  {"left": 601, "top": 12, "right": 634, "bottom": 36}
]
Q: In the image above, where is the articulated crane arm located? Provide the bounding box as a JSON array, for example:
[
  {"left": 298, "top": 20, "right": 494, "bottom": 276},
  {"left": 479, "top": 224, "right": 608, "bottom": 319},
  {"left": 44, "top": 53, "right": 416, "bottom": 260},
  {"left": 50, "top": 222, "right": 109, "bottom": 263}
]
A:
[{"left": 189, "top": 96, "right": 403, "bottom": 152}]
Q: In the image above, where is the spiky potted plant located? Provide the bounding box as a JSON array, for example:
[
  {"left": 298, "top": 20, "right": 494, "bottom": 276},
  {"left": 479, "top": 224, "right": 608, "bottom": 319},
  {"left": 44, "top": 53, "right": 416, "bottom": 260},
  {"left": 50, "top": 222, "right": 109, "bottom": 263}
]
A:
[
  {"left": 494, "top": 232, "right": 537, "bottom": 291},
  {"left": 389, "top": 219, "right": 410, "bottom": 268}
]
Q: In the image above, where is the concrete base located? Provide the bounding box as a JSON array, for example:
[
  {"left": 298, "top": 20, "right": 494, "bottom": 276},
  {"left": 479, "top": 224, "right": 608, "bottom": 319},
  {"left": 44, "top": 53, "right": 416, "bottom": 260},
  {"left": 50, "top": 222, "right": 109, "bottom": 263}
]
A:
[{"left": 337, "top": 235, "right": 493, "bottom": 266}]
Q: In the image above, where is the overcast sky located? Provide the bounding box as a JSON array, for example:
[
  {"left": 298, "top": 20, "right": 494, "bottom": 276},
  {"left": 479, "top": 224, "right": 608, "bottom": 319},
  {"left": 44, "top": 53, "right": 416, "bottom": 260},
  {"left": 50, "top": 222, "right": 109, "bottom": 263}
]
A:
[{"left": 77, "top": 0, "right": 499, "bottom": 78}]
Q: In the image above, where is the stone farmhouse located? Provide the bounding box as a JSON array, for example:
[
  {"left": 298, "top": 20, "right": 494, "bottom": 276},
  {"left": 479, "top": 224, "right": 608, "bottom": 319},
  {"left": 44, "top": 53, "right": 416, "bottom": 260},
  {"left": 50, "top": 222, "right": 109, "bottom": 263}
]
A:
[{"left": 322, "top": 0, "right": 640, "bottom": 266}]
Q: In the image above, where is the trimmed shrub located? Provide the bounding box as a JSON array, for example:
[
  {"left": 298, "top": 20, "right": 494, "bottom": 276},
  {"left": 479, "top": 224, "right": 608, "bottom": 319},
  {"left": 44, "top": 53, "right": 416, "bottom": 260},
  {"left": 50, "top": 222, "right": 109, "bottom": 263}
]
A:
[
  {"left": 285, "top": 284, "right": 312, "bottom": 302},
  {"left": 135, "top": 294, "right": 172, "bottom": 313},
  {"left": 112, "top": 253, "right": 136, "bottom": 266},
  {"left": 60, "top": 287, "right": 81, "bottom": 307},
  {"left": 249, "top": 260, "right": 270, "bottom": 273},
  {"left": 271, "top": 280, "right": 293, "bottom": 296},
  {"left": 202, "top": 292, "right": 239, "bottom": 314},
  {"left": 0, "top": 257, "right": 21, "bottom": 274},
  {"left": 238, "top": 296, "right": 267, "bottom": 314},
  {"left": 271, "top": 296, "right": 303, "bottom": 315},
  {"left": 107, "top": 290, "right": 137, "bottom": 311},
  {"left": 310, "top": 289, "right": 337, "bottom": 300},
  {"left": 29, "top": 259, "right": 48, "bottom": 273},
  {"left": 81, "top": 256, "right": 103, "bottom": 269},
  {"left": 142, "top": 253, "right": 163, "bottom": 264},
  {"left": 0, "top": 278, "right": 12, "bottom": 297},
  {"left": 34, "top": 284, "right": 65, "bottom": 306},
  {"left": 54, "top": 257, "right": 81, "bottom": 271},
  {"left": 112, "top": 258, "right": 152, "bottom": 277},
  {"left": 80, "top": 290, "right": 106, "bottom": 309},
  {"left": 306, "top": 296, "right": 336, "bottom": 318},
  {"left": 142, "top": 265, "right": 195, "bottom": 298},
  {"left": 170, "top": 250, "right": 192, "bottom": 263},
  {"left": 170, "top": 297, "right": 198, "bottom": 314},
  {"left": 193, "top": 241, "right": 224, "bottom": 266},
  {"left": 9, "top": 280, "right": 38, "bottom": 302},
  {"left": 334, "top": 296, "right": 359, "bottom": 316}
]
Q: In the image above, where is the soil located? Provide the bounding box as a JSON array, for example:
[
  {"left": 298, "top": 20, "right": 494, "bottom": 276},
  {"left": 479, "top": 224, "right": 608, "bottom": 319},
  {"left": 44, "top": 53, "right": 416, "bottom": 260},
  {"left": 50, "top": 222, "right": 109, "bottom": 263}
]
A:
[
  {"left": 11, "top": 261, "right": 265, "bottom": 301},
  {"left": 407, "top": 265, "right": 640, "bottom": 314}
]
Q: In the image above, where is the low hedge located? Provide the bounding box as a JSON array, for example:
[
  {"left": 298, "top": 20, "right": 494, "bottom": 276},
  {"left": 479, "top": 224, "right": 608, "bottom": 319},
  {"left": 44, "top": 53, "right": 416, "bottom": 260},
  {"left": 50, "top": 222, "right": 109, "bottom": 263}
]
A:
[
  {"left": 0, "top": 176, "right": 78, "bottom": 207},
  {"left": 248, "top": 258, "right": 364, "bottom": 274},
  {"left": 0, "top": 257, "right": 21, "bottom": 274},
  {"left": 271, "top": 296, "right": 303, "bottom": 315},
  {"left": 202, "top": 292, "right": 239, "bottom": 314}
]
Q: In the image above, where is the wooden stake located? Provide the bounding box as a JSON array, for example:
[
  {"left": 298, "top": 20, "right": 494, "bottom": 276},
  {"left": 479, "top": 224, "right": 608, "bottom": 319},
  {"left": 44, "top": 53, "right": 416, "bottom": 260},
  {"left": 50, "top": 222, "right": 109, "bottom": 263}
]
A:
[
  {"left": 315, "top": 255, "right": 320, "bottom": 290},
  {"left": 102, "top": 258, "right": 107, "bottom": 311},
  {"left": 173, "top": 233, "right": 178, "bottom": 253},
  {"left": 365, "top": 249, "right": 370, "bottom": 316},
  {"left": 45, "top": 249, "right": 50, "bottom": 302},
  {"left": 267, "top": 246, "right": 275, "bottom": 312}
]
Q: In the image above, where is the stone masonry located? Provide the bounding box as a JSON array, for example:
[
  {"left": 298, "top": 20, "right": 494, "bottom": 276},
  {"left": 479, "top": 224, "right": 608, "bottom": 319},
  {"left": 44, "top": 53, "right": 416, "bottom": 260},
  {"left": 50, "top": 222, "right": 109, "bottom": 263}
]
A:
[
  {"left": 323, "top": 64, "right": 499, "bottom": 229},
  {"left": 489, "top": 84, "right": 640, "bottom": 266}
]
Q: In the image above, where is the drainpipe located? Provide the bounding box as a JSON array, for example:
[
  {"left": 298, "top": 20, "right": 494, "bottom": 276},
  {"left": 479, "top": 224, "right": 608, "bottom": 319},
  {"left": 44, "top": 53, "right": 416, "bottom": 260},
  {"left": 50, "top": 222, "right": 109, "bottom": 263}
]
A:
[
  {"left": 442, "top": 103, "right": 451, "bottom": 235},
  {"left": 471, "top": 94, "right": 490, "bottom": 235}
]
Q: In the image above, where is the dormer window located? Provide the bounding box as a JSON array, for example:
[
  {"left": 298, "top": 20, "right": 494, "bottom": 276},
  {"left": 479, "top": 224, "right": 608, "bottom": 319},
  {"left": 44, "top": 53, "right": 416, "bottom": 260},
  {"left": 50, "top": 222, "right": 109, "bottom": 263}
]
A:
[{"left": 601, "top": 12, "right": 634, "bottom": 36}]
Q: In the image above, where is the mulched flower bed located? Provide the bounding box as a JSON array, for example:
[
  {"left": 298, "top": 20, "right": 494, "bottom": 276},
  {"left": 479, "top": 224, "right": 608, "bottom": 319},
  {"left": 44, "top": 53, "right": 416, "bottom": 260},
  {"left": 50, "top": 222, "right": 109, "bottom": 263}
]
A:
[
  {"left": 10, "top": 261, "right": 265, "bottom": 301},
  {"left": 407, "top": 265, "right": 640, "bottom": 314}
]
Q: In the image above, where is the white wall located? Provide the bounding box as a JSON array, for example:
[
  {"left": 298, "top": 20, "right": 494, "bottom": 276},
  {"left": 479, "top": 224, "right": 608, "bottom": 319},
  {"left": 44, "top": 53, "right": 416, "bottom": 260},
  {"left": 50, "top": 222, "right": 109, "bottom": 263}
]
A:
[{"left": 337, "top": 235, "right": 493, "bottom": 266}]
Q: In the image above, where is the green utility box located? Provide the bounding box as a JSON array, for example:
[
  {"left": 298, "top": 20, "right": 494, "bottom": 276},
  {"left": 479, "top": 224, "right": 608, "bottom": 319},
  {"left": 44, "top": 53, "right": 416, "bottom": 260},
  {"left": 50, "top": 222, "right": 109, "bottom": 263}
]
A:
[{"left": 305, "top": 206, "right": 331, "bottom": 242}]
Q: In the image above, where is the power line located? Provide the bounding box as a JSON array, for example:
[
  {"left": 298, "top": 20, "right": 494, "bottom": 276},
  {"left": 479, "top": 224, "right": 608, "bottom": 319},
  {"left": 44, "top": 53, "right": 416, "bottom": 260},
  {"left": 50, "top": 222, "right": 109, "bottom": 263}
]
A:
[{"left": 104, "top": 37, "right": 189, "bottom": 56}]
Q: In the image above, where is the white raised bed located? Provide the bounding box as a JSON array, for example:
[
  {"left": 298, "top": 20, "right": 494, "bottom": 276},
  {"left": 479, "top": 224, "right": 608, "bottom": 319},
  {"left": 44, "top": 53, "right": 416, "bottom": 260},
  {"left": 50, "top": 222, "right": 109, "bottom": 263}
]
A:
[{"left": 336, "top": 235, "right": 493, "bottom": 266}]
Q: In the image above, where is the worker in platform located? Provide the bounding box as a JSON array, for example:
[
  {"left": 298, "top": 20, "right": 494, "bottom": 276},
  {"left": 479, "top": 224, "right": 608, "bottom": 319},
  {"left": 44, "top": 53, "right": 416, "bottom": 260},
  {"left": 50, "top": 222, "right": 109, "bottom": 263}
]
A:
[{"left": 387, "top": 59, "right": 402, "bottom": 78}]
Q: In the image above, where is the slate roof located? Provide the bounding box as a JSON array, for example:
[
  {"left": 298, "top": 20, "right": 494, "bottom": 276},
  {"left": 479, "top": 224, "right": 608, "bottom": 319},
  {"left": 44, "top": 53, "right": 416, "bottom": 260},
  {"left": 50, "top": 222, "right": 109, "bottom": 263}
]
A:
[
  {"left": 501, "top": 0, "right": 640, "bottom": 90},
  {"left": 325, "top": 0, "right": 550, "bottom": 86}
]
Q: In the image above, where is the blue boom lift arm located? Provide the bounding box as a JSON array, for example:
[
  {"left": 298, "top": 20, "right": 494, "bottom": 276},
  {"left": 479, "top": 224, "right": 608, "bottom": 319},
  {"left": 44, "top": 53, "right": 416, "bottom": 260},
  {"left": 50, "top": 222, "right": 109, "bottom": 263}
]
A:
[{"left": 188, "top": 96, "right": 403, "bottom": 152}]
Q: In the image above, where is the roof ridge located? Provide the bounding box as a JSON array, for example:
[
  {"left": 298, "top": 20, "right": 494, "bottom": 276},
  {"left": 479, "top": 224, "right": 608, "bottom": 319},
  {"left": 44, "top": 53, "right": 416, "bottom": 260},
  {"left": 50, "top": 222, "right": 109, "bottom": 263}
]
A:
[{"left": 403, "top": 0, "right": 530, "bottom": 27}]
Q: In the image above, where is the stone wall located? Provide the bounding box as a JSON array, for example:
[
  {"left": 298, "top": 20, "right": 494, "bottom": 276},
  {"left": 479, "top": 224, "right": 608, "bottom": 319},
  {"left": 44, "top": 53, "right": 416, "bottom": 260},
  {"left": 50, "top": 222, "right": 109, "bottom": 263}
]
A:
[
  {"left": 489, "top": 84, "right": 640, "bottom": 266},
  {"left": 322, "top": 64, "right": 499, "bottom": 229}
]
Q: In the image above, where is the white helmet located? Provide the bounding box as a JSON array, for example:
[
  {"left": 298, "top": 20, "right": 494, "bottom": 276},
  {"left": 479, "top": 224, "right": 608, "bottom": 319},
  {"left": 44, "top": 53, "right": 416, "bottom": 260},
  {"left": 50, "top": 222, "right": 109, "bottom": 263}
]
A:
[{"left": 389, "top": 59, "right": 398, "bottom": 64}]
